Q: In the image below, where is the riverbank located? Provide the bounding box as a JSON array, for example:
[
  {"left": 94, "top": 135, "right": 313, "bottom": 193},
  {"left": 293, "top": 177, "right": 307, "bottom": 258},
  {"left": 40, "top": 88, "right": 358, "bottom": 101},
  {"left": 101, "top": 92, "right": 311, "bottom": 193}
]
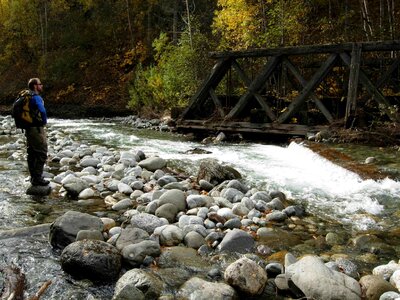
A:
[{"left": 1, "top": 115, "right": 400, "bottom": 299}]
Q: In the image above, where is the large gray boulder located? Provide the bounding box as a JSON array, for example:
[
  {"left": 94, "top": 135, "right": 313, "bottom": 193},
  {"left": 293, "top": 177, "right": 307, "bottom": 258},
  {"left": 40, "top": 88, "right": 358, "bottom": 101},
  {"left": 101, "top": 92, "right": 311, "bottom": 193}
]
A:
[
  {"left": 112, "top": 269, "right": 164, "bottom": 300},
  {"left": 60, "top": 240, "right": 121, "bottom": 281},
  {"left": 285, "top": 255, "right": 362, "bottom": 300},
  {"left": 197, "top": 158, "right": 241, "bottom": 186},
  {"left": 138, "top": 157, "right": 166, "bottom": 171},
  {"left": 49, "top": 211, "right": 104, "bottom": 250},
  {"left": 217, "top": 229, "right": 255, "bottom": 253}
]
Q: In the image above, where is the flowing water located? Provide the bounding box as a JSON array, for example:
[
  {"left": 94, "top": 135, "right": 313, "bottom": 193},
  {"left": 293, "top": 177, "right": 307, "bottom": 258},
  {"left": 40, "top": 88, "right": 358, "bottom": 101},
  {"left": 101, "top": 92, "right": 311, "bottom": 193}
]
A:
[
  {"left": 48, "top": 118, "right": 400, "bottom": 231},
  {"left": 0, "top": 117, "right": 399, "bottom": 299}
]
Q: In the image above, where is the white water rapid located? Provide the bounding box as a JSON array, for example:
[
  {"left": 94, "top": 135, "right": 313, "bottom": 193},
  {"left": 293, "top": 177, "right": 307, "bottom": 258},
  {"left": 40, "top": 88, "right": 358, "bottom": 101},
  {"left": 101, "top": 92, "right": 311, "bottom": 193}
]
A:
[{"left": 50, "top": 119, "right": 400, "bottom": 230}]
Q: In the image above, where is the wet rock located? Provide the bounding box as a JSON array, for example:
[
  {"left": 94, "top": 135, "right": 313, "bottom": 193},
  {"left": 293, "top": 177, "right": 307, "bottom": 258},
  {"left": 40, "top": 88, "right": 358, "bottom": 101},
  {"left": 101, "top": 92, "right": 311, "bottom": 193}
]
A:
[
  {"left": 112, "top": 198, "right": 134, "bottom": 211},
  {"left": 115, "top": 227, "right": 149, "bottom": 251},
  {"left": 60, "top": 240, "right": 121, "bottom": 281},
  {"left": 177, "top": 277, "right": 238, "bottom": 300},
  {"left": 78, "top": 188, "right": 96, "bottom": 199},
  {"left": 197, "top": 158, "right": 241, "bottom": 186},
  {"left": 158, "top": 189, "right": 186, "bottom": 211},
  {"left": 266, "top": 211, "right": 288, "bottom": 222},
  {"left": 155, "top": 225, "right": 184, "bottom": 246},
  {"left": 154, "top": 203, "right": 177, "bottom": 223},
  {"left": 182, "top": 224, "right": 207, "bottom": 237},
  {"left": 198, "top": 179, "right": 214, "bottom": 191},
  {"left": 184, "top": 231, "right": 205, "bottom": 249},
  {"left": 186, "top": 195, "right": 212, "bottom": 209},
  {"left": 285, "top": 255, "right": 361, "bottom": 300},
  {"left": 389, "top": 269, "right": 400, "bottom": 290},
  {"left": 217, "top": 207, "right": 236, "bottom": 220},
  {"left": 62, "top": 177, "right": 90, "bottom": 197},
  {"left": 231, "top": 203, "right": 249, "bottom": 216},
  {"left": 158, "top": 246, "right": 211, "bottom": 271},
  {"left": 359, "top": 275, "right": 397, "bottom": 300},
  {"left": 112, "top": 269, "right": 163, "bottom": 300},
  {"left": 373, "top": 261, "right": 400, "bottom": 281},
  {"left": 138, "top": 156, "right": 166, "bottom": 171},
  {"left": 26, "top": 185, "right": 51, "bottom": 196},
  {"left": 217, "top": 229, "right": 255, "bottom": 253},
  {"left": 224, "top": 218, "right": 242, "bottom": 229},
  {"left": 379, "top": 291, "right": 400, "bottom": 300},
  {"left": 130, "top": 213, "right": 167, "bottom": 234},
  {"left": 333, "top": 257, "right": 359, "bottom": 279},
  {"left": 118, "top": 182, "right": 133, "bottom": 194},
  {"left": 365, "top": 157, "right": 376, "bottom": 164},
  {"left": 76, "top": 229, "right": 104, "bottom": 241},
  {"left": 227, "top": 179, "right": 249, "bottom": 194},
  {"left": 221, "top": 188, "right": 244, "bottom": 203},
  {"left": 177, "top": 215, "right": 203, "bottom": 230},
  {"left": 268, "top": 198, "right": 285, "bottom": 210},
  {"left": 49, "top": 210, "right": 104, "bottom": 250},
  {"left": 250, "top": 191, "right": 271, "bottom": 202},
  {"left": 265, "top": 262, "right": 283, "bottom": 278},
  {"left": 326, "top": 232, "right": 346, "bottom": 246},
  {"left": 157, "top": 175, "right": 177, "bottom": 187},
  {"left": 80, "top": 157, "right": 100, "bottom": 168},
  {"left": 121, "top": 240, "right": 161, "bottom": 267},
  {"left": 224, "top": 257, "right": 268, "bottom": 295}
]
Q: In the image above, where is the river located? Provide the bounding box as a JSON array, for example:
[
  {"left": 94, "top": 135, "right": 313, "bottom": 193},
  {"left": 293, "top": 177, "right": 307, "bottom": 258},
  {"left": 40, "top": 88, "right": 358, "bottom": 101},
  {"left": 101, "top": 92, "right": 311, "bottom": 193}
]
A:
[{"left": 0, "top": 117, "right": 399, "bottom": 299}]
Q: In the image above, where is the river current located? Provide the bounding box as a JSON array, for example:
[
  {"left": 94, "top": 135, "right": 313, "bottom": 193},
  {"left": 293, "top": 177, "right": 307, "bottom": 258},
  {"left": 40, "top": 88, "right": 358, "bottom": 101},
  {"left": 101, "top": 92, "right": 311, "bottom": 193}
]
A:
[
  {"left": 0, "top": 117, "right": 399, "bottom": 299},
  {"left": 48, "top": 118, "right": 400, "bottom": 230}
]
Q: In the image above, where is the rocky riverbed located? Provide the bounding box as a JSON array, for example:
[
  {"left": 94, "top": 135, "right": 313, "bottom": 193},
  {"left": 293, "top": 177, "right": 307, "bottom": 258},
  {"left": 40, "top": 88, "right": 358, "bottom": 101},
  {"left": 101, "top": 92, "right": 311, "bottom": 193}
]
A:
[{"left": 1, "top": 115, "right": 400, "bottom": 299}]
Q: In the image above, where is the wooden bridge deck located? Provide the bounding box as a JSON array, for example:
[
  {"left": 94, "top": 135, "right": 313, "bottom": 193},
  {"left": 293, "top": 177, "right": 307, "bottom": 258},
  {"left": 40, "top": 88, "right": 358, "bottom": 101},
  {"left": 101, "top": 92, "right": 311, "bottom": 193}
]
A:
[{"left": 177, "top": 40, "right": 400, "bottom": 137}]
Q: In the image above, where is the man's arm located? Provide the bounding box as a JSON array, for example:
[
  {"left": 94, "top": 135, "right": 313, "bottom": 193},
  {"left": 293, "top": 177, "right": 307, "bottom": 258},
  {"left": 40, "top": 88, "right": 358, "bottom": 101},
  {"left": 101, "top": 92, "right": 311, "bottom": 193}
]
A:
[{"left": 32, "top": 95, "right": 48, "bottom": 125}]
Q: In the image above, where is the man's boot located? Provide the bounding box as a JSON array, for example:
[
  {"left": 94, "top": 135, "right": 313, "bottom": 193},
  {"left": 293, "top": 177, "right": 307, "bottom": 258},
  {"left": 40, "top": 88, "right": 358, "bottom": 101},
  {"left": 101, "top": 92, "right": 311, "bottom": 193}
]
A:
[{"left": 30, "top": 157, "right": 49, "bottom": 186}]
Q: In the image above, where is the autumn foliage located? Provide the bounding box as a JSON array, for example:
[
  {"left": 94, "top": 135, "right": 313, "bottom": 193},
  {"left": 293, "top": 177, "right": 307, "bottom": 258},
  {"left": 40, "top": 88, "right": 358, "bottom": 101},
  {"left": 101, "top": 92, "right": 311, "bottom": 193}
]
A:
[{"left": 0, "top": 0, "right": 398, "bottom": 117}]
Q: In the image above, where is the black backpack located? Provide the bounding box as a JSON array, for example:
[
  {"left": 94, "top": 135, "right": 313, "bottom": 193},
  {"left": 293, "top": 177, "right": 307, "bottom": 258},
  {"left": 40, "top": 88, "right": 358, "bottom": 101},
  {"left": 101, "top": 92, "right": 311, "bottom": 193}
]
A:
[{"left": 11, "top": 89, "right": 35, "bottom": 129}]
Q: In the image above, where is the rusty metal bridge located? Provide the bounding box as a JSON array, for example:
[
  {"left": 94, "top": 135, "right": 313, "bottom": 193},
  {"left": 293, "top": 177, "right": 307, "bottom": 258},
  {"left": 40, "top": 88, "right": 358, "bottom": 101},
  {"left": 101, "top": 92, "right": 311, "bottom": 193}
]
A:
[{"left": 177, "top": 40, "right": 400, "bottom": 137}]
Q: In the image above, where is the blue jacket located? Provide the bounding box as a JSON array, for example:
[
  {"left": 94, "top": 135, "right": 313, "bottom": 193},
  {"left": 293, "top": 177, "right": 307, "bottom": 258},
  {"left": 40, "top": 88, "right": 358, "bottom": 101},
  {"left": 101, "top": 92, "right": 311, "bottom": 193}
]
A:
[{"left": 31, "top": 94, "right": 47, "bottom": 125}]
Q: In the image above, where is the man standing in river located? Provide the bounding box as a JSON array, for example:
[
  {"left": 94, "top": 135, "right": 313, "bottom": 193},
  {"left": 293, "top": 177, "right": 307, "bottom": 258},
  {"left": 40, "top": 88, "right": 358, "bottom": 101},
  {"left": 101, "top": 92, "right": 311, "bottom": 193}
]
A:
[{"left": 25, "top": 78, "right": 49, "bottom": 186}]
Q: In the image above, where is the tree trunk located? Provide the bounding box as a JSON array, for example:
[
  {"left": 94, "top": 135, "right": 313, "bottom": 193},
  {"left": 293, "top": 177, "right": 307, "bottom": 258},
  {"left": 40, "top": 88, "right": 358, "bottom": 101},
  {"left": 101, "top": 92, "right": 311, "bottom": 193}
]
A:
[
  {"left": 387, "top": 0, "right": 395, "bottom": 40},
  {"left": 172, "top": 0, "right": 178, "bottom": 44},
  {"left": 125, "top": 0, "right": 134, "bottom": 48},
  {"left": 380, "top": 0, "right": 384, "bottom": 40},
  {"left": 184, "top": 0, "right": 193, "bottom": 49},
  {"left": 359, "top": 0, "right": 374, "bottom": 40}
]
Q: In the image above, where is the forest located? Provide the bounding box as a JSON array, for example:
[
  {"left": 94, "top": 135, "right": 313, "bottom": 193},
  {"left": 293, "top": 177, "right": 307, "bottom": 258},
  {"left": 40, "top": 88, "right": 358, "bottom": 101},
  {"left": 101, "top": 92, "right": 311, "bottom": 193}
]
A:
[{"left": 0, "top": 0, "right": 398, "bottom": 119}]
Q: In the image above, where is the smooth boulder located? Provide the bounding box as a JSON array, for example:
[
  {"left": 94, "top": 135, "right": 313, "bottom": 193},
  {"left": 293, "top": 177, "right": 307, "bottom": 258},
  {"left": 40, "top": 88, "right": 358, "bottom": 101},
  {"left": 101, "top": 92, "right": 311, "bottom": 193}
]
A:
[
  {"left": 60, "top": 240, "right": 121, "bottom": 281},
  {"left": 49, "top": 211, "right": 104, "bottom": 250}
]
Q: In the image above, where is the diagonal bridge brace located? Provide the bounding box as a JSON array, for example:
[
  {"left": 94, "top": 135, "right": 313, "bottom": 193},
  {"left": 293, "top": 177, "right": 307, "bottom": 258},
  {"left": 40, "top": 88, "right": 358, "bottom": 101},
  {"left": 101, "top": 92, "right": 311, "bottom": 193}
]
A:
[
  {"left": 225, "top": 55, "right": 281, "bottom": 121},
  {"left": 282, "top": 57, "right": 334, "bottom": 124},
  {"left": 277, "top": 53, "right": 338, "bottom": 124}
]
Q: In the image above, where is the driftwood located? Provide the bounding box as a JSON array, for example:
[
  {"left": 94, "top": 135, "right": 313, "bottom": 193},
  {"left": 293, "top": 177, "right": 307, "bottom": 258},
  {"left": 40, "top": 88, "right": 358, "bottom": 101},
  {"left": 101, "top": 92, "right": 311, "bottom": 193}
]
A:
[
  {"left": 28, "top": 280, "right": 52, "bottom": 300},
  {"left": 0, "top": 264, "right": 25, "bottom": 300}
]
